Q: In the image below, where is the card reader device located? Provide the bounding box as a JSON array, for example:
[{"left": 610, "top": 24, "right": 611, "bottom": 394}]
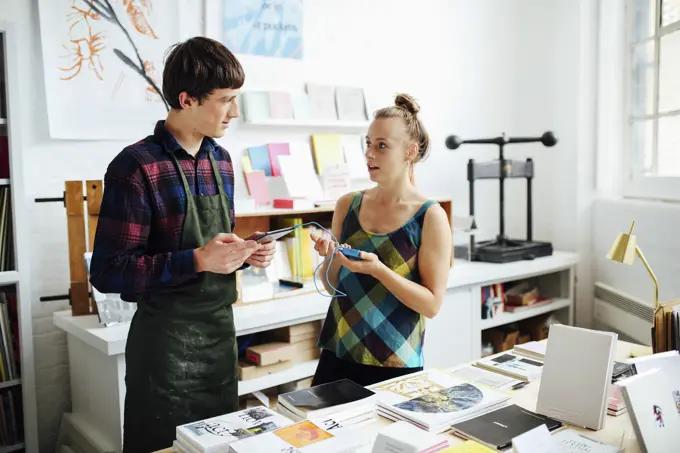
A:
[{"left": 336, "top": 246, "right": 363, "bottom": 260}]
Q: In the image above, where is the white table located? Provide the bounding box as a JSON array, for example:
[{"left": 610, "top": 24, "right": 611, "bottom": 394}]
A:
[
  {"left": 55, "top": 251, "right": 579, "bottom": 452},
  {"left": 156, "top": 339, "right": 646, "bottom": 453}
]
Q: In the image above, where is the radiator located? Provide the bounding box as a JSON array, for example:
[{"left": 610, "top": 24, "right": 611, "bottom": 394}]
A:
[{"left": 594, "top": 282, "right": 654, "bottom": 346}]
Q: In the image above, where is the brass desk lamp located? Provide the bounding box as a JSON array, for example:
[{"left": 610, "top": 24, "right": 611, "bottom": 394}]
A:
[
  {"left": 606, "top": 220, "right": 659, "bottom": 311},
  {"left": 605, "top": 221, "right": 680, "bottom": 353}
]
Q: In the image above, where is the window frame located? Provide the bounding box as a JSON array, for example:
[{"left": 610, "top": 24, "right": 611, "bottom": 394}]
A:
[{"left": 623, "top": 0, "right": 680, "bottom": 201}]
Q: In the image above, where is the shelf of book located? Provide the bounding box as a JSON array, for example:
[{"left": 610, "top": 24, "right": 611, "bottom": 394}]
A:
[
  {"left": 0, "top": 21, "right": 39, "bottom": 452},
  {"left": 237, "top": 359, "right": 319, "bottom": 396},
  {"left": 480, "top": 298, "right": 572, "bottom": 330}
]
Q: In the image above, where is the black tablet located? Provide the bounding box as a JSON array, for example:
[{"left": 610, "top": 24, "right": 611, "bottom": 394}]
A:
[{"left": 252, "top": 226, "right": 299, "bottom": 244}]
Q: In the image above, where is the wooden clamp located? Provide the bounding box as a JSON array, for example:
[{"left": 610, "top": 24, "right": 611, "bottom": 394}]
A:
[{"left": 64, "top": 180, "right": 103, "bottom": 316}]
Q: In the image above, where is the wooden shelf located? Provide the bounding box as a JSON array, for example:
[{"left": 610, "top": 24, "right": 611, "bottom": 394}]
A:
[
  {"left": 236, "top": 205, "right": 334, "bottom": 218},
  {"left": 0, "top": 119, "right": 6, "bottom": 125},
  {"left": 0, "top": 272, "right": 18, "bottom": 286},
  {"left": 238, "top": 359, "right": 318, "bottom": 396},
  {"left": 0, "top": 443, "right": 24, "bottom": 453},
  {"left": 0, "top": 180, "right": 9, "bottom": 186},
  {"left": 240, "top": 118, "right": 370, "bottom": 132},
  {"left": 0, "top": 379, "right": 20, "bottom": 390},
  {"left": 480, "top": 298, "right": 572, "bottom": 330}
]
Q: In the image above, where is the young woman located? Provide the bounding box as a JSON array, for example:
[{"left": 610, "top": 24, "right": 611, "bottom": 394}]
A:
[{"left": 310, "top": 93, "right": 453, "bottom": 387}]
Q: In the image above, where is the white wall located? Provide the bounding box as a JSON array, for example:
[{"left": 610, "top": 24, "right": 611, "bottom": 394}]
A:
[
  {"left": 592, "top": 0, "right": 680, "bottom": 316},
  {"left": 0, "top": 0, "right": 593, "bottom": 450},
  {"left": 593, "top": 198, "right": 680, "bottom": 304}
]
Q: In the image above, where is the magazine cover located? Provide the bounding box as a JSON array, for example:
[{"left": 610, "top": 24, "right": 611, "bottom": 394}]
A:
[
  {"left": 368, "top": 369, "right": 510, "bottom": 431},
  {"left": 176, "top": 406, "right": 293, "bottom": 452},
  {"left": 230, "top": 420, "right": 367, "bottom": 453}
]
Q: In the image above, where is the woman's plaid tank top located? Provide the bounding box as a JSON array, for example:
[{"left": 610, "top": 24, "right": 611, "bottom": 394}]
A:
[{"left": 317, "top": 191, "right": 437, "bottom": 368}]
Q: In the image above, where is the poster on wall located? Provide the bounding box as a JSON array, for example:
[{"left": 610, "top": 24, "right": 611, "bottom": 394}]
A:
[
  {"left": 222, "top": 0, "right": 303, "bottom": 59},
  {"left": 37, "top": 0, "right": 180, "bottom": 140}
]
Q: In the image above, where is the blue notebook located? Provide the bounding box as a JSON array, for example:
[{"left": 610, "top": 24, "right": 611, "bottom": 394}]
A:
[{"left": 248, "top": 145, "right": 272, "bottom": 176}]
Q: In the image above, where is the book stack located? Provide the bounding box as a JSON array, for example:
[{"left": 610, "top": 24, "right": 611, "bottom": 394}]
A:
[
  {"left": 277, "top": 379, "right": 377, "bottom": 429},
  {"left": 372, "top": 421, "right": 450, "bottom": 453},
  {"left": 616, "top": 367, "right": 680, "bottom": 452},
  {"left": 551, "top": 429, "right": 621, "bottom": 453},
  {"left": 238, "top": 321, "right": 324, "bottom": 381},
  {"left": 229, "top": 419, "right": 368, "bottom": 453},
  {"left": 502, "top": 282, "right": 553, "bottom": 313},
  {"left": 651, "top": 300, "right": 680, "bottom": 354},
  {"left": 624, "top": 349, "right": 680, "bottom": 420},
  {"left": 473, "top": 351, "right": 544, "bottom": 382},
  {"left": 173, "top": 406, "right": 293, "bottom": 453},
  {"left": 450, "top": 404, "right": 563, "bottom": 451},
  {"left": 446, "top": 363, "right": 523, "bottom": 391},
  {"left": 607, "top": 384, "right": 627, "bottom": 417},
  {"left": 512, "top": 341, "right": 546, "bottom": 361},
  {"left": 265, "top": 321, "right": 323, "bottom": 365},
  {"left": 368, "top": 369, "right": 511, "bottom": 433}
]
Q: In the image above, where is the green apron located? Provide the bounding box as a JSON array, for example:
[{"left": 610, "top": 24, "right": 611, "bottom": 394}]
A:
[{"left": 122, "top": 150, "right": 239, "bottom": 453}]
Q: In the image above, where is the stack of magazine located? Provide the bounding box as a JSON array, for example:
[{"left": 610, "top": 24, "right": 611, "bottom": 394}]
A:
[
  {"left": 276, "top": 378, "right": 377, "bottom": 429},
  {"left": 367, "top": 368, "right": 511, "bottom": 433},
  {"left": 229, "top": 419, "right": 368, "bottom": 453},
  {"left": 173, "top": 406, "right": 293, "bottom": 453},
  {"left": 473, "top": 351, "right": 544, "bottom": 382}
]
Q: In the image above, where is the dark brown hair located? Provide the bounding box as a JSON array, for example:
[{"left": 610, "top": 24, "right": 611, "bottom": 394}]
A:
[
  {"left": 162, "top": 37, "right": 245, "bottom": 109},
  {"left": 374, "top": 93, "right": 430, "bottom": 183}
]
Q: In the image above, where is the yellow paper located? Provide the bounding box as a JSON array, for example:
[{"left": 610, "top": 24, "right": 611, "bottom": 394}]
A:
[
  {"left": 311, "top": 134, "right": 344, "bottom": 175},
  {"left": 242, "top": 155, "right": 253, "bottom": 173},
  {"left": 441, "top": 440, "right": 497, "bottom": 452}
]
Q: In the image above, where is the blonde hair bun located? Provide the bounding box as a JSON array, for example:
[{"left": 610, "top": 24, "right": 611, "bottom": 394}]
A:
[{"left": 394, "top": 93, "right": 420, "bottom": 115}]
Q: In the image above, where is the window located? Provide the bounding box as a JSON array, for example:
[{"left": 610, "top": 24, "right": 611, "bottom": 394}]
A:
[{"left": 625, "top": 0, "right": 680, "bottom": 200}]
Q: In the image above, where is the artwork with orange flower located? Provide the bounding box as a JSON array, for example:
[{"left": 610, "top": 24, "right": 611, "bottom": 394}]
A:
[
  {"left": 273, "top": 421, "right": 334, "bottom": 448},
  {"left": 38, "top": 0, "right": 180, "bottom": 139}
]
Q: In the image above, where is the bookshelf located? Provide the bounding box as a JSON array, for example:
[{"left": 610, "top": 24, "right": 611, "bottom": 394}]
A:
[
  {"left": 0, "top": 21, "right": 39, "bottom": 453},
  {"left": 480, "top": 298, "right": 572, "bottom": 330},
  {"left": 240, "top": 118, "right": 370, "bottom": 132}
]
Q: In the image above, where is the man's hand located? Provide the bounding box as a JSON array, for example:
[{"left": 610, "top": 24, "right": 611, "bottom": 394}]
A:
[
  {"left": 244, "top": 231, "right": 277, "bottom": 268},
  {"left": 194, "top": 233, "right": 260, "bottom": 274}
]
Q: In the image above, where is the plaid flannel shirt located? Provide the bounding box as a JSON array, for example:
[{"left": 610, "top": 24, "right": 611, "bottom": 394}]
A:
[{"left": 89, "top": 120, "right": 237, "bottom": 302}]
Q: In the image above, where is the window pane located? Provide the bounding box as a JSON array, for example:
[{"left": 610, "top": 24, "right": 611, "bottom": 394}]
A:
[
  {"left": 631, "top": 42, "right": 656, "bottom": 116},
  {"left": 632, "top": 119, "right": 655, "bottom": 174},
  {"left": 657, "top": 114, "right": 680, "bottom": 176},
  {"left": 662, "top": 0, "right": 680, "bottom": 26},
  {"left": 631, "top": 0, "right": 657, "bottom": 42},
  {"left": 659, "top": 30, "right": 680, "bottom": 113}
]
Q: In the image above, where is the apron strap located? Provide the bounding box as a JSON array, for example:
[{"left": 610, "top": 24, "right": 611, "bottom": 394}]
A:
[
  {"left": 208, "top": 150, "right": 226, "bottom": 197},
  {"left": 169, "top": 151, "right": 195, "bottom": 206},
  {"left": 208, "top": 151, "right": 232, "bottom": 224}
]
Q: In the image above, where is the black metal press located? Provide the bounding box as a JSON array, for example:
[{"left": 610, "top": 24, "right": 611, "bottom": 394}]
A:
[{"left": 445, "top": 131, "right": 557, "bottom": 263}]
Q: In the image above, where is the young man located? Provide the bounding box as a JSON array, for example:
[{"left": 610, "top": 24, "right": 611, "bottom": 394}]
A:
[{"left": 89, "top": 37, "right": 275, "bottom": 452}]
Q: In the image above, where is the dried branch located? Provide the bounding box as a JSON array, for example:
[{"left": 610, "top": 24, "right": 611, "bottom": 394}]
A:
[{"left": 82, "top": 0, "right": 169, "bottom": 111}]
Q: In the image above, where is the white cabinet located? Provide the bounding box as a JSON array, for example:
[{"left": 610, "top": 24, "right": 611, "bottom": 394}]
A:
[{"left": 423, "top": 288, "right": 475, "bottom": 370}]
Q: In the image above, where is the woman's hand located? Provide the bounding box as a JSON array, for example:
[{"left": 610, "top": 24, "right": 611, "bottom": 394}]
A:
[
  {"left": 333, "top": 248, "right": 383, "bottom": 276},
  {"left": 310, "top": 232, "right": 349, "bottom": 258}
]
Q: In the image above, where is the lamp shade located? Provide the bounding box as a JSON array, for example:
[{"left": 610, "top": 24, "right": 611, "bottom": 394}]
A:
[
  {"left": 606, "top": 221, "right": 637, "bottom": 265},
  {"left": 606, "top": 232, "right": 637, "bottom": 265}
]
